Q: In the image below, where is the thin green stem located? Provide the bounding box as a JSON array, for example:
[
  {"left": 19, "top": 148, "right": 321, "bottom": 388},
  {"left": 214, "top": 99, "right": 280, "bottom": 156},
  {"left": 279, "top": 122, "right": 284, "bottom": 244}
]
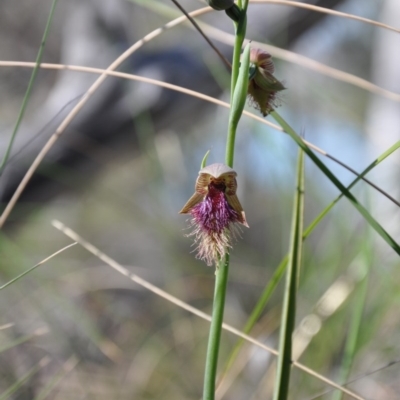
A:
[
  {"left": 272, "top": 111, "right": 400, "bottom": 257},
  {"left": 0, "top": 0, "right": 58, "bottom": 174},
  {"left": 230, "top": 13, "right": 247, "bottom": 104},
  {"left": 218, "top": 255, "right": 287, "bottom": 380},
  {"left": 226, "top": 43, "right": 250, "bottom": 166},
  {"left": 0, "top": 359, "right": 48, "bottom": 400},
  {"left": 273, "top": 148, "right": 305, "bottom": 400},
  {"left": 332, "top": 221, "right": 373, "bottom": 400},
  {"left": 218, "top": 140, "right": 400, "bottom": 384},
  {"left": 203, "top": 256, "right": 230, "bottom": 400},
  {"left": 0, "top": 242, "right": 77, "bottom": 290},
  {"left": 204, "top": 5, "right": 250, "bottom": 400}
]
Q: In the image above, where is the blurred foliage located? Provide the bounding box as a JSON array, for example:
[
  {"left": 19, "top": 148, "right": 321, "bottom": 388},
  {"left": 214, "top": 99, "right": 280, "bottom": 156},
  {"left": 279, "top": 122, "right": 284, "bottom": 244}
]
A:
[{"left": 1, "top": 0, "right": 400, "bottom": 399}]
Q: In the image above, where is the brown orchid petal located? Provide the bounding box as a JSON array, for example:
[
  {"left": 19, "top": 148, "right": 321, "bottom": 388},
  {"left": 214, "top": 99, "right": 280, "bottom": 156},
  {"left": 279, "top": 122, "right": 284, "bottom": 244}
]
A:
[
  {"left": 250, "top": 48, "right": 275, "bottom": 73},
  {"left": 195, "top": 173, "right": 211, "bottom": 196},
  {"left": 179, "top": 192, "right": 204, "bottom": 214},
  {"left": 225, "top": 193, "right": 249, "bottom": 227}
]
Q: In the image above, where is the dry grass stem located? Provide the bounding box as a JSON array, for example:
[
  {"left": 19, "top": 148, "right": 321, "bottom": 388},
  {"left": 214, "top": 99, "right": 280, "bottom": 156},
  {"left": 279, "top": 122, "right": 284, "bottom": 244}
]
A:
[
  {"left": 0, "top": 323, "right": 14, "bottom": 331},
  {"left": 252, "top": 0, "right": 400, "bottom": 35},
  {"left": 1, "top": 61, "right": 397, "bottom": 208},
  {"left": 196, "top": 23, "right": 400, "bottom": 103},
  {"left": 0, "top": 6, "right": 212, "bottom": 228},
  {"left": 1, "top": 2, "right": 399, "bottom": 227},
  {"left": 51, "top": 219, "right": 365, "bottom": 400}
]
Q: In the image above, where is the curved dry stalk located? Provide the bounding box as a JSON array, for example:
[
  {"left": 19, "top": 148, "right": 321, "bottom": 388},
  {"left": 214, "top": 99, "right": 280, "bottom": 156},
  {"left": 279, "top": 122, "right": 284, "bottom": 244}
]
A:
[
  {"left": 0, "top": 1, "right": 400, "bottom": 229},
  {"left": 196, "top": 22, "right": 400, "bottom": 102},
  {"left": 170, "top": 0, "right": 231, "bottom": 69},
  {"left": 0, "top": 6, "right": 213, "bottom": 229},
  {"left": 138, "top": 0, "right": 400, "bottom": 101},
  {"left": 1, "top": 61, "right": 398, "bottom": 209},
  {"left": 1, "top": 4, "right": 399, "bottom": 227},
  {"left": 252, "top": 0, "right": 400, "bottom": 35},
  {"left": 51, "top": 219, "right": 365, "bottom": 400}
]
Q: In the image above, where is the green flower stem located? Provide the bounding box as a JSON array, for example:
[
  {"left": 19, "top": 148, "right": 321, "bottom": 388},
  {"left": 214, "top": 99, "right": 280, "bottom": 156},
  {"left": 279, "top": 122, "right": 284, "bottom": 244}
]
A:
[
  {"left": 230, "top": 12, "right": 247, "bottom": 103},
  {"left": 203, "top": 255, "right": 230, "bottom": 400},
  {"left": 0, "top": 0, "right": 59, "bottom": 174},
  {"left": 203, "top": 9, "right": 250, "bottom": 400},
  {"left": 226, "top": 42, "right": 250, "bottom": 167}
]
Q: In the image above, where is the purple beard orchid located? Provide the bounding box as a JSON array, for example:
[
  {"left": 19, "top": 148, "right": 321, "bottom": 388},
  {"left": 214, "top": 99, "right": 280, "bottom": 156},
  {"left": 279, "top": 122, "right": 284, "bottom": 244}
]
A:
[{"left": 180, "top": 163, "right": 248, "bottom": 267}]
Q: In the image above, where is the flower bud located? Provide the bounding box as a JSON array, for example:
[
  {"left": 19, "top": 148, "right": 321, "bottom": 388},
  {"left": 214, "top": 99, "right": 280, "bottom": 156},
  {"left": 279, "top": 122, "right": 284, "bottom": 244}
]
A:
[
  {"left": 206, "top": 0, "right": 235, "bottom": 11},
  {"left": 247, "top": 48, "right": 285, "bottom": 116},
  {"left": 206, "top": 0, "right": 242, "bottom": 22},
  {"left": 250, "top": 48, "right": 275, "bottom": 73}
]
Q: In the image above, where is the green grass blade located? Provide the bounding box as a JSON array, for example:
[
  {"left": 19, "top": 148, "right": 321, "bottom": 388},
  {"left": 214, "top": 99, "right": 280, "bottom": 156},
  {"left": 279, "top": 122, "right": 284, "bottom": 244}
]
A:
[
  {"left": 273, "top": 148, "right": 305, "bottom": 400},
  {"left": 219, "top": 140, "right": 400, "bottom": 383},
  {"left": 201, "top": 150, "right": 211, "bottom": 168},
  {"left": 0, "top": 243, "right": 76, "bottom": 290},
  {"left": 0, "top": 0, "right": 59, "bottom": 174},
  {"left": 332, "top": 232, "right": 373, "bottom": 400},
  {"left": 219, "top": 255, "right": 287, "bottom": 379},
  {"left": 0, "top": 358, "right": 49, "bottom": 400},
  {"left": 272, "top": 111, "right": 400, "bottom": 257},
  {"left": 0, "top": 332, "right": 47, "bottom": 354},
  {"left": 33, "top": 357, "right": 79, "bottom": 400},
  {"left": 304, "top": 140, "right": 400, "bottom": 238}
]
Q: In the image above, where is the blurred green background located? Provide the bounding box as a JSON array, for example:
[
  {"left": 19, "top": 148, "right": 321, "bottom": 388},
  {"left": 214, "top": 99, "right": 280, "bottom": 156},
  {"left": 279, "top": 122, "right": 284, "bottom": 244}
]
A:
[{"left": 1, "top": 0, "right": 400, "bottom": 398}]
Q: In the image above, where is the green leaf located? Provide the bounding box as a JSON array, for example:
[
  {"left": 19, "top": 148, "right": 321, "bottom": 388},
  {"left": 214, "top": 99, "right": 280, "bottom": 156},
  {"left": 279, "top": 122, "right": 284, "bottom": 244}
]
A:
[
  {"left": 0, "top": 0, "right": 59, "bottom": 174},
  {"left": 201, "top": 150, "right": 211, "bottom": 169},
  {"left": 272, "top": 111, "right": 400, "bottom": 257},
  {"left": 273, "top": 148, "right": 305, "bottom": 400},
  {"left": 226, "top": 42, "right": 250, "bottom": 167},
  {"left": 0, "top": 359, "right": 48, "bottom": 400},
  {"left": 219, "top": 141, "right": 400, "bottom": 383}
]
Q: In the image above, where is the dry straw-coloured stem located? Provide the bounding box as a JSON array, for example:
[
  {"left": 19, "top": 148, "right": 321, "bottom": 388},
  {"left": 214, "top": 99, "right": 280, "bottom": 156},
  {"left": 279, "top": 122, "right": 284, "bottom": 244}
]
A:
[
  {"left": 1, "top": 3, "right": 399, "bottom": 227},
  {"left": 51, "top": 219, "right": 365, "bottom": 400},
  {"left": 1, "top": 61, "right": 398, "bottom": 209},
  {"left": 0, "top": 6, "right": 211, "bottom": 228},
  {"left": 252, "top": 0, "right": 400, "bottom": 35},
  {"left": 140, "top": 0, "right": 400, "bottom": 101},
  {"left": 189, "top": 15, "right": 400, "bottom": 102}
]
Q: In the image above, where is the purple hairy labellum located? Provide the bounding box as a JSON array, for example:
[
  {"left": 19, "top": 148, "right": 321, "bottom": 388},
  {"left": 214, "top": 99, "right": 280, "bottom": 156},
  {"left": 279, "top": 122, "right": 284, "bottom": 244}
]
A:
[
  {"left": 180, "top": 163, "right": 248, "bottom": 267},
  {"left": 247, "top": 48, "right": 285, "bottom": 117}
]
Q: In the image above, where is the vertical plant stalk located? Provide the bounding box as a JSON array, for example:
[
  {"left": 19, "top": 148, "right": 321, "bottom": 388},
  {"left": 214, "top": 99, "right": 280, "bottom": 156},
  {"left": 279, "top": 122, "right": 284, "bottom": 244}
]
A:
[
  {"left": 218, "top": 140, "right": 400, "bottom": 390},
  {"left": 218, "top": 255, "right": 288, "bottom": 382},
  {"left": 271, "top": 111, "right": 400, "bottom": 257},
  {"left": 0, "top": 0, "right": 59, "bottom": 174},
  {"left": 203, "top": 33, "right": 251, "bottom": 400},
  {"left": 230, "top": 11, "right": 247, "bottom": 103},
  {"left": 332, "top": 235, "right": 372, "bottom": 400},
  {"left": 273, "top": 148, "right": 305, "bottom": 400},
  {"left": 225, "top": 42, "right": 250, "bottom": 166},
  {"left": 203, "top": 254, "right": 230, "bottom": 400}
]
